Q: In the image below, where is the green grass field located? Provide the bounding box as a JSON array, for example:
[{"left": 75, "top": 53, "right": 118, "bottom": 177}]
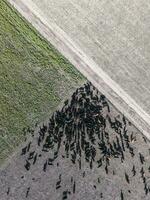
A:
[{"left": 0, "top": 0, "right": 85, "bottom": 165}]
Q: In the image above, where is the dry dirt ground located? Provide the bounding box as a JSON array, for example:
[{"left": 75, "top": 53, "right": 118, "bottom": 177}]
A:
[{"left": 0, "top": 82, "right": 150, "bottom": 200}]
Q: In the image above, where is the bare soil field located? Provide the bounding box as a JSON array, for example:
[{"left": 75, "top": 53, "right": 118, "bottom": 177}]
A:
[
  {"left": 0, "top": 82, "right": 150, "bottom": 200},
  {"left": 8, "top": 0, "right": 150, "bottom": 140}
]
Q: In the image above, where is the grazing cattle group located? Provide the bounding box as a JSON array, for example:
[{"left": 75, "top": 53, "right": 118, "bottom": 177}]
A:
[{"left": 4, "top": 82, "right": 150, "bottom": 199}]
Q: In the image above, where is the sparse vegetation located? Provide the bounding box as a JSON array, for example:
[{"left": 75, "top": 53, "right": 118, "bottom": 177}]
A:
[{"left": 0, "top": 0, "right": 85, "bottom": 165}]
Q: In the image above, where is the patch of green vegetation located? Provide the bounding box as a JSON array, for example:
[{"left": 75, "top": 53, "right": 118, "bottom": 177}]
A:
[{"left": 0, "top": 0, "right": 85, "bottom": 165}]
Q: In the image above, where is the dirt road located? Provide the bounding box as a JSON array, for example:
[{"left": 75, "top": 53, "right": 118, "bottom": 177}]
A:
[{"left": 7, "top": 0, "right": 150, "bottom": 140}]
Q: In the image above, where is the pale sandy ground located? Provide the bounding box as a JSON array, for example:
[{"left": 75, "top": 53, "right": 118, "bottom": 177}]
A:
[
  {"left": 8, "top": 0, "right": 150, "bottom": 140},
  {"left": 0, "top": 83, "right": 150, "bottom": 200}
]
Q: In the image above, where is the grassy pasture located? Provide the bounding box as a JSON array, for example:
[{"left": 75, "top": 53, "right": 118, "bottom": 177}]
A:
[{"left": 0, "top": 0, "right": 84, "bottom": 165}]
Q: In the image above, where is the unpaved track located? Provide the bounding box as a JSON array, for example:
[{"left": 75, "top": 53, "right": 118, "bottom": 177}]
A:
[{"left": 7, "top": 0, "right": 150, "bottom": 140}]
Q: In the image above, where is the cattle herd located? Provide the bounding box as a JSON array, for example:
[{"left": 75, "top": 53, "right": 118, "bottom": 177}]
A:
[{"left": 5, "top": 82, "right": 150, "bottom": 199}]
